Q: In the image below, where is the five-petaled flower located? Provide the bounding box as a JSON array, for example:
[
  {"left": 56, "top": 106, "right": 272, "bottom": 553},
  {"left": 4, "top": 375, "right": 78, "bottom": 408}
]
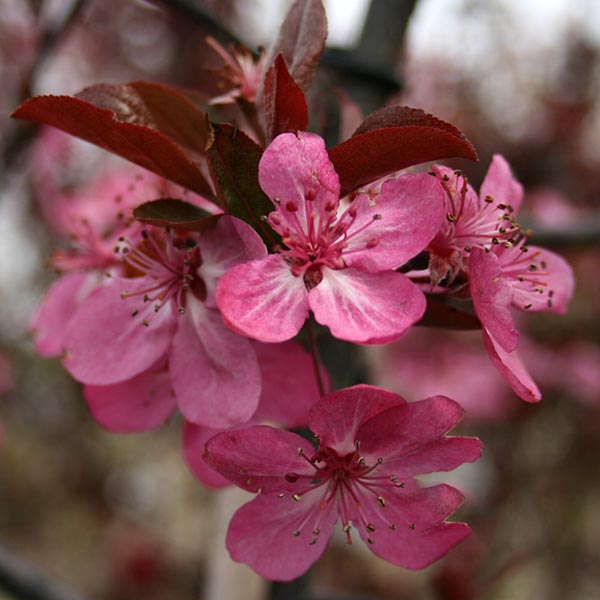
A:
[
  {"left": 217, "top": 132, "right": 446, "bottom": 344},
  {"left": 204, "top": 385, "right": 483, "bottom": 581},
  {"left": 61, "top": 216, "right": 268, "bottom": 428},
  {"left": 424, "top": 156, "right": 574, "bottom": 402}
]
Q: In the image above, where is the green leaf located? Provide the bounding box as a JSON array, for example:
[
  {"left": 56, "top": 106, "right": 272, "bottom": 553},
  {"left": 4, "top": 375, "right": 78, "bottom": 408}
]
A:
[{"left": 133, "top": 199, "right": 221, "bottom": 231}]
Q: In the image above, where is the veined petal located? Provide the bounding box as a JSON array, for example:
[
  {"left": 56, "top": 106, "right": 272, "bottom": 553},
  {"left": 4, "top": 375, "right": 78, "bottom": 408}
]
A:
[
  {"left": 63, "top": 279, "right": 176, "bottom": 385},
  {"left": 253, "top": 341, "right": 325, "bottom": 429},
  {"left": 259, "top": 132, "right": 340, "bottom": 235},
  {"left": 171, "top": 302, "right": 261, "bottom": 428},
  {"left": 308, "top": 385, "right": 405, "bottom": 455},
  {"left": 309, "top": 268, "right": 425, "bottom": 344},
  {"left": 351, "top": 484, "right": 470, "bottom": 569},
  {"left": 482, "top": 329, "right": 541, "bottom": 403},
  {"left": 357, "top": 397, "right": 483, "bottom": 477},
  {"left": 182, "top": 422, "right": 231, "bottom": 488},
  {"left": 226, "top": 492, "right": 336, "bottom": 581},
  {"left": 198, "top": 215, "right": 267, "bottom": 307},
  {"left": 216, "top": 255, "right": 309, "bottom": 343},
  {"left": 84, "top": 360, "right": 175, "bottom": 432},
  {"left": 344, "top": 173, "right": 445, "bottom": 272},
  {"left": 31, "top": 272, "right": 95, "bottom": 357},
  {"left": 204, "top": 425, "right": 315, "bottom": 494},
  {"left": 480, "top": 154, "right": 523, "bottom": 214},
  {"left": 469, "top": 247, "right": 519, "bottom": 353}
]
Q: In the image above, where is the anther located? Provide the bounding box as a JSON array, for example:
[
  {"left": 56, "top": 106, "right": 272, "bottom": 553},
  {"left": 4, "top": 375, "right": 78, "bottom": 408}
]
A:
[
  {"left": 372, "top": 214, "right": 382, "bottom": 221},
  {"left": 389, "top": 524, "right": 397, "bottom": 531},
  {"left": 142, "top": 320, "right": 149, "bottom": 327},
  {"left": 245, "top": 478, "right": 253, "bottom": 485},
  {"left": 292, "top": 494, "right": 302, "bottom": 502},
  {"left": 131, "top": 309, "right": 138, "bottom": 317},
  {"left": 524, "top": 303, "right": 532, "bottom": 309},
  {"left": 313, "top": 528, "right": 320, "bottom": 536},
  {"left": 395, "top": 482, "right": 405, "bottom": 488},
  {"left": 355, "top": 440, "right": 361, "bottom": 449},
  {"left": 309, "top": 538, "right": 317, "bottom": 546},
  {"left": 277, "top": 493, "right": 285, "bottom": 499},
  {"left": 292, "top": 530, "right": 301, "bottom": 537},
  {"left": 298, "top": 448, "right": 304, "bottom": 456},
  {"left": 343, "top": 524, "right": 351, "bottom": 533},
  {"left": 409, "top": 523, "right": 416, "bottom": 530},
  {"left": 178, "top": 307, "right": 185, "bottom": 314},
  {"left": 377, "top": 496, "right": 385, "bottom": 508},
  {"left": 376, "top": 457, "right": 383, "bottom": 465},
  {"left": 446, "top": 212, "right": 456, "bottom": 222},
  {"left": 366, "top": 524, "right": 376, "bottom": 532},
  {"left": 484, "top": 195, "right": 494, "bottom": 203},
  {"left": 367, "top": 537, "right": 375, "bottom": 545},
  {"left": 120, "top": 291, "right": 129, "bottom": 299},
  {"left": 357, "top": 457, "right": 366, "bottom": 467}
]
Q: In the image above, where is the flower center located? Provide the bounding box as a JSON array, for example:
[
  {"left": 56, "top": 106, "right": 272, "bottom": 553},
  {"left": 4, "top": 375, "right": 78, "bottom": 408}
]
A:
[
  {"left": 279, "top": 441, "right": 409, "bottom": 547},
  {"left": 117, "top": 228, "right": 207, "bottom": 320},
  {"left": 268, "top": 193, "right": 382, "bottom": 290}
]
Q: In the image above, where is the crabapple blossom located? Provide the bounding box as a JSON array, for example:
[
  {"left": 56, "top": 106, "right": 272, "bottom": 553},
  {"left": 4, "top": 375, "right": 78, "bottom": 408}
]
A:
[
  {"left": 217, "top": 132, "right": 446, "bottom": 344},
  {"left": 204, "top": 385, "right": 483, "bottom": 581},
  {"left": 422, "top": 155, "right": 574, "bottom": 402},
  {"left": 62, "top": 216, "right": 268, "bottom": 428}
]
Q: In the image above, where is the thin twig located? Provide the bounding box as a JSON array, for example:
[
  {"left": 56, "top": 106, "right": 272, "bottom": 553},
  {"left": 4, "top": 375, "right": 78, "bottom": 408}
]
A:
[{"left": 307, "top": 318, "right": 326, "bottom": 398}]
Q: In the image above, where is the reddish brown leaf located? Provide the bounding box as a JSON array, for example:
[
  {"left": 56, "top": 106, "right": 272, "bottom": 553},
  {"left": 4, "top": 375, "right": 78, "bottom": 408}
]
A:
[
  {"left": 419, "top": 295, "right": 481, "bottom": 330},
  {"left": 265, "top": 0, "right": 327, "bottom": 92},
  {"left": 263, "top": 54, "right": 308, "bottom": 142},
  {"left": 353, "top": 106, "right": 468, "bottom": 138},
  {"left": 133, "top": 199, "right": 221, "bottom": 232},
  {"left": 328, "top": 124, "right": 478, "bottom": 196},
  {"left": 12, "top": 86, "right": 214, "bottom": 198},
  {"left": 76, "top": 81, "right": 210, "bottom": 156},
  {"left": 207, "top": 123, "right": 277, "bottom": 246}
]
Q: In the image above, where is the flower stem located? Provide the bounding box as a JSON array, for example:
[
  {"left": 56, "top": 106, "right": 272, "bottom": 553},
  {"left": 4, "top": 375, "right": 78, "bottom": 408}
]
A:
[{"left": 307, "top": 318, "right": 326, "bottom": 398}]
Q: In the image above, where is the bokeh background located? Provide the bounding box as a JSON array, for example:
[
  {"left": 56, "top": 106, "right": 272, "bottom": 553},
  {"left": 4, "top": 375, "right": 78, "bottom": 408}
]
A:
[{"left": 0, "top": 1, "right": 599, "bottom": 599}]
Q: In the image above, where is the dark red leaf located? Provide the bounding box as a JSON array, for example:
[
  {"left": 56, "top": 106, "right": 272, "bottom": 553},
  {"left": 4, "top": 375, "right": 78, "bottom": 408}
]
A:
[
  {"left": 207, "top": 123, "right": 277, "bottom": 246},
  {"left": 419, "top": 295, "right": 481, "bottom": 330},
  {"left": 12, "top": 84, "right": 214, "bottom": 198},
  {"left": 353, "top": 106, "right": 469, "bottom": 137},
  {"left": 265, "top": 0, "right": 327, "bottom": 92},
  {"left": 328, "top": 120, "right": 478, "bottom": 196},
  {"left": 133, "top": 199, "right": 221, "bottom": 232},
  {"left": 263, "top": 54, "right": 309, "bottom": 142}
]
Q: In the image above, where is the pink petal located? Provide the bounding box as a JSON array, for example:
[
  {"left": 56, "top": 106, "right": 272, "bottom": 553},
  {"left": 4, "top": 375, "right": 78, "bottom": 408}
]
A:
[
  {"left": 253, "top": 341, "right": 325, "bottom": 429},
  {"left": 170, "top": 301, "right": 261, "bottom": 428},
  {"left": 351, "top": 484, "right": 471, "bottom": 569},
  {"left": 482, "top": 329, "right": 541, "bottom": 403},
  {"left": 226, "top": 492, "right": 336, "bottom": 581},
  {"left": 204, "top": 425, "right": 315, "bottom": 493},
  {"left": 259, "top": 132, "right": 340, "bottom": 234},
  {"left": 31, "top": 272, "right": 94, "bottom": 357},
  {"left": 510, "top": 245, "right": 574, "bottom": 314},
  {"left": 469, "top": 247, "right": 519, "bottom": 352},
  {"left": 197, "top": 215, "right": 267, "bottom": 306},
  {"left": 344, "top": 173, "right": 445, "bottom": 272},
  {"left": 216, "top": 255, "right": 309, "bottom": 343},
  {"left": 480, "top": 154, "right": 523, "bottom": 214},
  {"left": 356, "top": 397, "right": 483, "bottom": 478},
  {"left": 308, "top": 385, "right": 405, "bottom": 455},
  {"left": 182, "top": 422, "right": 231, "bottom": 488},
  {"left": 63, "top": 279, "right": 176, "bottom": 385},
  {"left": 309, "top": 268, "right": 425, "bottom": 344},
  {"left": 84, "top": 361, "right": 175, "bottom": 432}
]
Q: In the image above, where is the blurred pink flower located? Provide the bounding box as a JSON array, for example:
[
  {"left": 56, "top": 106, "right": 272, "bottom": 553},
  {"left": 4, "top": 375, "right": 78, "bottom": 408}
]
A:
[
  {"left": 205, "top": 36, "right": 266, "bottom": 105},
  {"left": 371, "top": 328, "right": 516, "bottom": 423},
  {"left": 204, "top": 385, "right": 483, "bottom": 580},
  {"left": 217, "top": 132, "right": 445, "bottom": 344}
]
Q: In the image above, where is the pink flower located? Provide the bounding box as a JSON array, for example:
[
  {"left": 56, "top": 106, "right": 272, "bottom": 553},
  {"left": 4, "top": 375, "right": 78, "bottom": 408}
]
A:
[
  {"left": 205, "top": 36, "right": 266, "bottom": 106},
  {"left": 62, "top": 216, "right": 268, "bottom": 428},
  {"left": 31, "top": 155, "right": 214, "bottom": 357},
  {"left": 423, "top": 155, "right": 574, "bottom": 402},
  {"left": 217, "top": 132, "right": 445, "bottom": 344},
  {"left": 204, "top": 385, "right": 483, "bottom": 581},
  {"left": 427, "top": 156, "right": 522, "bottom": 286}
]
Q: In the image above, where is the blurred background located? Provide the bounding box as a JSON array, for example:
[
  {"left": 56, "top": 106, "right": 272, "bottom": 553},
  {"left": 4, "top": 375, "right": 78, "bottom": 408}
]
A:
[{"left": 0, "top": 0, "right": 599, "bottom": 599}]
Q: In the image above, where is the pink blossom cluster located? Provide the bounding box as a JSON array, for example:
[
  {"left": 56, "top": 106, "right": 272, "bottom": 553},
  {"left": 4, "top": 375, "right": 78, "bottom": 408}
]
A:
[{"left": 18, "top": 0, "right": 576, "bottom": 583}]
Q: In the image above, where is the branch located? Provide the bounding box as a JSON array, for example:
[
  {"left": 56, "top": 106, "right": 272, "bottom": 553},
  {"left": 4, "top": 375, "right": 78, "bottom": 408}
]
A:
[{"left": 0, "top": 543, "right": 86, "bottom": 600}]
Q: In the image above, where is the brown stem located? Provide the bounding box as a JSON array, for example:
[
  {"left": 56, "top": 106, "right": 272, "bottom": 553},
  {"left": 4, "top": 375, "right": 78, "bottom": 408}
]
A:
[{"left": 306, "top": 318, "right": 326, "bottom": 398}]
